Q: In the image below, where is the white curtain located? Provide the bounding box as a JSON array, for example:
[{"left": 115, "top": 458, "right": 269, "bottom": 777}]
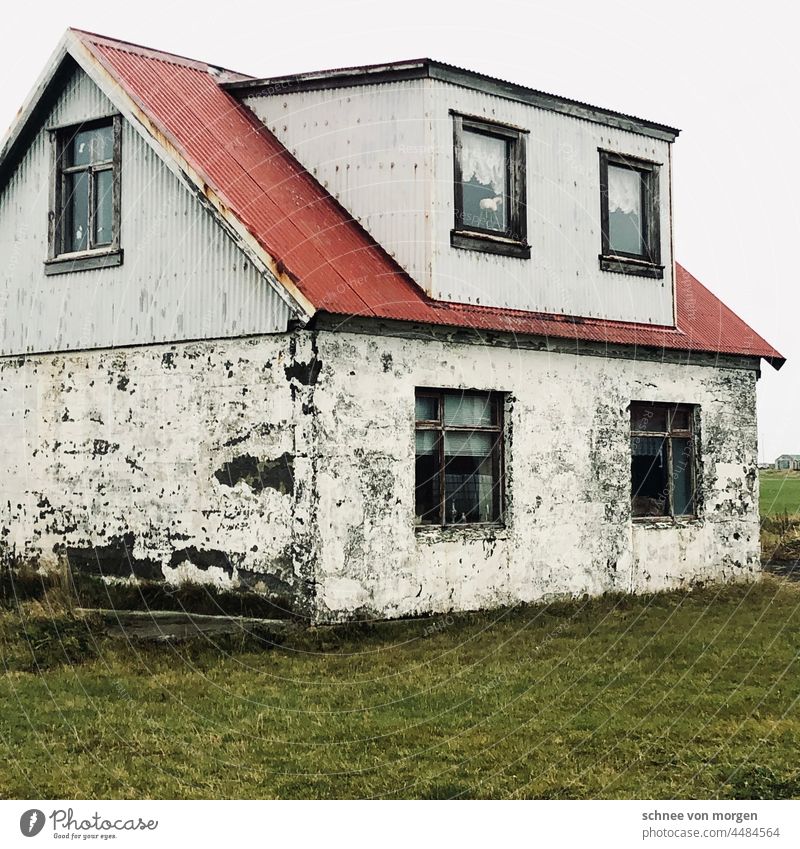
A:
[
  {"left": 462, "top": 131, "right": 506, "bottom": 192},
  {"left": 608, "top": 165, "right": 641, "bottom": 215}
]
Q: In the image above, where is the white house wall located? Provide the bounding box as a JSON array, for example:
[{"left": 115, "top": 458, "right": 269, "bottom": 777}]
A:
[
  {"left": 0, "top": 327, "right": 759, "bottom": 622},
  {"left": 245, "top": 79, "right": 674, "bottom": 325},
  {"left": 310, "top": 328, "right": 757, "bottom": 620},
  {"left": 0, "top": 334, "right": 318, "bottom": 613},
  {"left": 0, "top": 66, "right": 291, "bottom": 357}
]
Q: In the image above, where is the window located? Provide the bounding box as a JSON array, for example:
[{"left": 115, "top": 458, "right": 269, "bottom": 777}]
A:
[
  {"left": 452, "top": 113, "right": 528, "bottom": 258},
  {"left": 599, "top": 150, "right": 662, "bottom": 278},
  {"left": 415, "top": 389, "right": 504, "bottom": 526},
  {"left": 47, "top": 116, "right": 122, "bottom": 273},
  {"left": 630, "top": 402, "right": 697, "bottom": 519}
]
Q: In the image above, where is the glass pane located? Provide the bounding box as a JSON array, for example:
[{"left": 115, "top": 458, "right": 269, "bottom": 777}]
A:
[
  {"left": 671, "top": 437, "right": 694, "bottom": 515},
  {"left": 630, "top": 403, "right": 667, "bottom": 433},
  {"left": 415, "top": 429, "right": 440, "bottom": 524},
  {"left": 631, "top": 434, "right": 668, "bottom": 517},
  {"left": 415, "top": 395, "right": 438, "bottom": 422},
  {"left": 443, "top": 393, "right": 493, "bottom": 427},
  {"left": 65, "top": 171, "right": 89, "bottom": 253},
  {"left": 669, "top": 406, "right": 691, "bottom": 432},
  {"left": 94, "top": 169, "right": 114, "bottom": 246},
  {"left": 458, "top": 129, "right": 508, "bottom": 233},
  {"left": 69, "top": 125, "right": 113, "bottom": 166},
  {"left": 92, "top": 125, "right": 114, "bottom": 163},
  {"left": 444, "top": 431, "right": 499, "bottom": 523},
  {"left": 608, "top": 164, "right": 643, "bottom": 255}
]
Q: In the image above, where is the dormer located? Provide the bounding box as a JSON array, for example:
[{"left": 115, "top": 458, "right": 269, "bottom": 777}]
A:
[{"left": 230, "top": 60, "right": 679, "bottom": 325}]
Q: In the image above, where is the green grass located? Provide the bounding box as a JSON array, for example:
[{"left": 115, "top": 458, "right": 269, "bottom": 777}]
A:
[
  {"left": 760, "top": 470, "right": 800, "bottom": 518},
  {"left": 2, "top": 579, "right": 800, "bottom": 799}
]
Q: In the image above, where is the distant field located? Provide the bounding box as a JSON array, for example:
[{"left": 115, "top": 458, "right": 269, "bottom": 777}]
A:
[{"left": 760, "top": 470, "right": 800, "bottom": 517}]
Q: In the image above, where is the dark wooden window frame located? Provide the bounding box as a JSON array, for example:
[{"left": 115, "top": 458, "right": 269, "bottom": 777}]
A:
[
  {"left": 451, "top": 112, "right": 529, "bottom": 259},
  {"left": 45, "top": 114, "right": 123, "bottom": 275},
  {"left": 415, "top": 388, "right": 506, "bottom": 527},
  {"left": 630, "top": 401, "right": 698, "bottom": 521},
  {"left": 599, "top": 149, "right": 662, "bottom": 279}
]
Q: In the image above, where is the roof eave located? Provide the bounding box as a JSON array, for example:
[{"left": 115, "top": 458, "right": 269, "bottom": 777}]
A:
[{"left": 225, "top": 58, "right": 680, "bottom": 143}]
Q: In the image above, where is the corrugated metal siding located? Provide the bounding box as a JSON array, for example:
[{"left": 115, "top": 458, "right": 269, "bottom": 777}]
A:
[
  {"left": 247, "top": 77, "right": 674, "bottom": 325},
  {"left": 0, "top": 66, "right": 290, "bottom": 357},
  {"left": 243, "top": 79, "right": 434, "bottom": 294}
]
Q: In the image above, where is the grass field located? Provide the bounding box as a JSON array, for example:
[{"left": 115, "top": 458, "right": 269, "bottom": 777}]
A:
[
  {"left": 760, "top": 470, "right": 800, "bottom": 518},
  {"left": 2, "top": 579, "right": 799, "bottom": 799}
]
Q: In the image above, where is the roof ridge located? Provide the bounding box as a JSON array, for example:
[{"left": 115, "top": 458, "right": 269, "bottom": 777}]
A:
[{"left": 69, "top": 28, "right": 253, "bottom": 80}]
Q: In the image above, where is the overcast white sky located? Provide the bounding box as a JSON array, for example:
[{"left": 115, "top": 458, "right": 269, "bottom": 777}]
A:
[{"left": 1, "top": 0, "right": 797, "bottom": 460}]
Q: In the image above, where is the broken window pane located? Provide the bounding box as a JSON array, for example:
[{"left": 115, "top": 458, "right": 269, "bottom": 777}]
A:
[
  {"left": 608, "top": 164, "right": 643, "bottom": 255},
  {"left": 70, "top": 125, "right": 113, "bottom": 166},
  {"left": 65, "top": 171, "right": 90, "bottom": 253},
  {"left": 443, "top": 393, "right": 493, "bottom": 427},
  {"left": 94, "top": 169, "right": 113, "bottom": 246},
  {"left": 92, "top": 125, "right": 114, "bottom": 163},
  {"left": 631, "top": 435, "right": 668, "bottom": 517},
  {"left": 630, "top": 403, "right": 667, "bottom": 433},
  {"left": 630, "top": 402, "right": 697, "bottom": 519},
  {"left": 459, "top": 129, "right": 508, "bottom": 233},
  {"left": 415, "top": 395, "right": 439, "bottom": 422},
  {"left": 415, "top": 430, "right": 440, "bottom": 524},
  {"left": 671, "top": 437, "right": 694, "bottom": 514},
  {"left": 669, "top": 407, "right": 691, "bottom": 431},
  {"left": 57, "top": 120, "right": 118, "bottom": 256}
]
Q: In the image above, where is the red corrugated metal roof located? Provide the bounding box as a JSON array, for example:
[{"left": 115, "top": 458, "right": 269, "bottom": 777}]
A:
[{"left": 72, "top": 29, "right": 784, "bottom": 368}]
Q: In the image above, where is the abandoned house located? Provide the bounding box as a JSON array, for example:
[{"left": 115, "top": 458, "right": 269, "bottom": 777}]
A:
[{"left": 0, "top": 29, "right": 785, "bottom": 622}]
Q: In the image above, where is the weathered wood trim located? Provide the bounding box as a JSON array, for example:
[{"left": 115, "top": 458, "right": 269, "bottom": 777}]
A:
[
  {"left": 599, "top": 149, "right": 662, "bottom": 272},
  {"left": 599, "top": 256, "right": 664, "bottom": 278},
  {"left": 44, "top": 248, "right": 123, "bottom": 275},
  {"left": 451, "top": 230, "right": 531, "bottom": 258},
  {"left": 227, "top": 60, "right": 680, "bottom": 142},
  {"left": 452, "top": 114, "right": 527, "bottom": 248}
]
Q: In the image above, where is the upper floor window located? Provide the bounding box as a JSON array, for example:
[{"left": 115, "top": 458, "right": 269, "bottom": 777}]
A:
[
  {"left": 46, "top": 116, "right": 122, "bottom": 274},
  {"left": 415, "top": 389, "right": 505, "bottom": 526},
  {"left": 451, "top": 113, "right": 529, "bottom": 259},
  {"left": 599, "top": 150, "right": 662, "bottom": 278}
]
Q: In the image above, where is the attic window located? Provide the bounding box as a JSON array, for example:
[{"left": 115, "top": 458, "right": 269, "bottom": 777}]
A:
[
  {"left": 46, "top": 116, "right": 123, "bottom": 274},
  {"left": 599, "top": 150, "right": 662, "bottom": 278},
  {"left": 451, "top": 114, "right": 528, "bottom": 258}
]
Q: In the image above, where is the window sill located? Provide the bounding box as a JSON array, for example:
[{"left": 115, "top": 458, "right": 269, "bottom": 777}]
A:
[
  {"left": 415, "top": 522, "right": 508, "bottom": 542},
  {"left": 632, "top": 515, "right": 702, "bottom": 529},
  {"left": 451, "top": 230, "right": 530, "bottom": 259},
  {"left": 44, "top": 248, "right": 123, "bottom": 276},
  {"left": 599, "top": 254, "right": 663, "bottom": 278}
]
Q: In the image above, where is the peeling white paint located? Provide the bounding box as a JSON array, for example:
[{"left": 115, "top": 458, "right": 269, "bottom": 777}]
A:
[{"left": 0, "top": 327, "right": 761, "bottom": 623}]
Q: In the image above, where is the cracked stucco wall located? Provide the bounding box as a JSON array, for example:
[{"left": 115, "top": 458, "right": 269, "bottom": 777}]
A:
[
  {"left": 310, "top": 328, "right": 760, "bottom": 621},
  {"left": 0, "top": 327, "right": 760, "bottom": 622},
  {"left": 0, "top": 332, "right": 320, "bottom": 615}
]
